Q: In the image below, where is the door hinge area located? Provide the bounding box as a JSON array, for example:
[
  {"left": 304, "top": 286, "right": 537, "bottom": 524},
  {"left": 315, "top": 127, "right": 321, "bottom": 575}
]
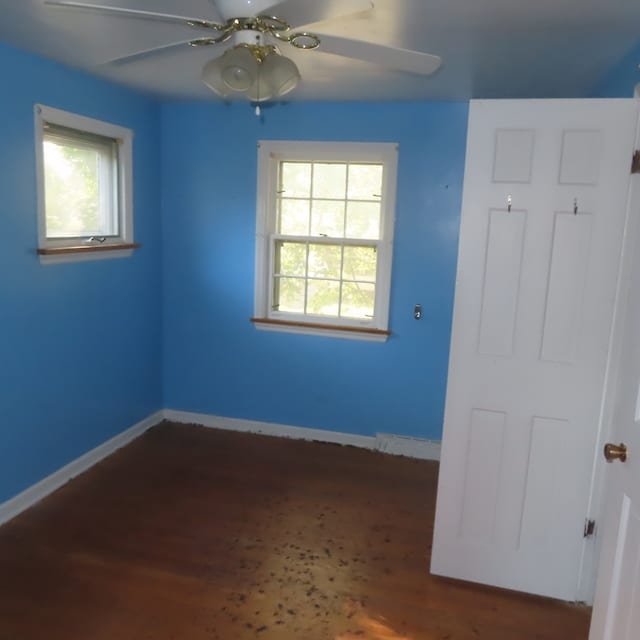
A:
[
  {"left": 632, "top": 150, "right": 640, "bottom": 174},
  {"left": 584, "top": 518, "right": 596, "bottom": 538}
]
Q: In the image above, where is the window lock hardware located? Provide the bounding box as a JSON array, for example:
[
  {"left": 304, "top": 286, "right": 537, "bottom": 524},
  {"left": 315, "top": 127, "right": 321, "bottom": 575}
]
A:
[{"left": 87, "top": 236, "right": 106, "bottom": 243}]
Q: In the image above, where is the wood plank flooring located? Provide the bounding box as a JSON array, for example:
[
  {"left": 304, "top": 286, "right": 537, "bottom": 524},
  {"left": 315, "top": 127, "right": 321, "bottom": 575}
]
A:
[{"left": 0, "top": 421, "right": 591, "bottom": 639}]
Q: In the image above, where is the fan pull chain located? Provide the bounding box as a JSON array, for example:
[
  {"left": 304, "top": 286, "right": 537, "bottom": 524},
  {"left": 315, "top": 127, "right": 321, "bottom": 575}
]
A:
[{"left": 255, "top": 33, "right": 261, "bottom": 117}]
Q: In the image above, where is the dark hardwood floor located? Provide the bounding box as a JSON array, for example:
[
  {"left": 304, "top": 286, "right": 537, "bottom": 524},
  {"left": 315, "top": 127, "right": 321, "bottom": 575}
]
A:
[{"left": 0, "top": 421, "right": 591, "bottom": 639}]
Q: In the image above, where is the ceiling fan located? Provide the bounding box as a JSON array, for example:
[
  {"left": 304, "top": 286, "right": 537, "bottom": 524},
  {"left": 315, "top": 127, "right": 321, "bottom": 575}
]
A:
[{"left": 43, "top": 0, "right": 442, "bottom": 107}]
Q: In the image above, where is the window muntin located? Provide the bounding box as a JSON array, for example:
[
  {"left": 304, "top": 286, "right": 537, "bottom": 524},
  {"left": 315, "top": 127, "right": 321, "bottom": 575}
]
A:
[
  {"left": 35, "top": 104, "right": 134, "bottom": 258},
  {"left": 255, "top": 141, "right": 397, "bottom": 338},
  {"left": 273, "top": 161, "right": 383, "bottom": 321}
]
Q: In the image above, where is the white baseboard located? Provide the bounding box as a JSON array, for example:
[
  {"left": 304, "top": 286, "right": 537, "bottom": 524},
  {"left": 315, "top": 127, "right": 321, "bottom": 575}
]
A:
[
  {"left": 0, "top": 410, "right": 163, "bottom": 527},
  {"left": 162, "top": 409, "right": 376, "bottom": 449},
  {"left": 163, "top": 409, "right": 441, "bottom": 461},
  {"left": 375, "top": 433, "right": 441, "bottom": 460},
  {"left": 0, "top": 409, "right": 440, "bottom": 527}
]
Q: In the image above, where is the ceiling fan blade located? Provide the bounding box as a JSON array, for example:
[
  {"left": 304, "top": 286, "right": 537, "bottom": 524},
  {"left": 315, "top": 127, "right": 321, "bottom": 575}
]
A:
[
  {"left": 103, "top": 39, "right": 207, "bottom": 66},
  {"left": 259, "top": 0, "right": 373, "bottom": 29},
  {"left": 43, "top": 1, "right": 223, "bottom": 30},
  {"left": 314, "top": 34, "right": 442, "bottom": 76}
]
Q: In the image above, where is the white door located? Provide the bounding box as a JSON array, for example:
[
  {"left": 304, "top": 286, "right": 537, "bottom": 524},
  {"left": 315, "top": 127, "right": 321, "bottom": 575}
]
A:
[
  {"left": 431, "top": 99, "right": 639, "bottom": 601},
  {"left": 589, "top": 136, "right": 640, "bottom": 639}
]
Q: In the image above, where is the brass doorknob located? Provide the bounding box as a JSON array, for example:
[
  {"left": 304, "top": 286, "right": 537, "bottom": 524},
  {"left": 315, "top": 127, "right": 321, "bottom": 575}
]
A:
[{"left": 604, "top": 442, "right": 628, "bottom": 463}]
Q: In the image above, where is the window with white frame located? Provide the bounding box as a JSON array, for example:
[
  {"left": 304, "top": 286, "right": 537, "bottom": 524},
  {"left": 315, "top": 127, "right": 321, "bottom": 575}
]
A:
[
  {"left": 34, "top": 104, "right": 135, "bottom": 261},
  {"left": 254, "top": 141, "right": 398, "bottom": 341}
]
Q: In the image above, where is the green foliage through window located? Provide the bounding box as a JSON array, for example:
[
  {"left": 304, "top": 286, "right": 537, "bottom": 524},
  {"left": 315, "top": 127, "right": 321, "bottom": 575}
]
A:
[
  {"left": 273, "top": 161, "right": 383, "bottom": 320},
  {"left": 43, "top": 126, "right": 117, "bottom": 239}
]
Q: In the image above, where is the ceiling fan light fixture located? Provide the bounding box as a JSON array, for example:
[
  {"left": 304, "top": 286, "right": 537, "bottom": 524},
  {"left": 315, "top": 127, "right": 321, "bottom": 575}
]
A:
[
  {"left": 220, "top": 45, "right": 258, "bottom": 91},
  {"left": 201, "top": 56, "right": 230, "bottom": 97},
  {"left": 259, "top": 50, "right": 300, "bottom": 97},
  {"left": 202, "top": 45, "right": 299, "bottom": 103},
  {"left": 245, "top": 78, "right": 274, "bottom": 103}
]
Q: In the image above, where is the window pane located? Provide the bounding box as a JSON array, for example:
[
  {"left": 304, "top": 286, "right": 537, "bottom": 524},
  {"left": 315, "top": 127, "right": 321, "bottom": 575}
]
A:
[
  {"left": 306, "top": 279, "right": 340, "bottom": 316},
  {"left": 342, "top": 246, "right": 377, "bottom": 283},
  {"left": 43, "top": 139, "right": 115, "bottom": 238},
  {"left": 341, "top": 282, "right": 375, "bottom": 319},
  {"left": 348, "top": 164, "right": 383, "bottom": 200},
  {"left": 345, "top": 201, "right": 381, "bottom": 240},
  {"left": 278, "top": 198, "right": 310, "bottom": 235},
  {"left": 313, "top": 163, "right": 347, "bottom": 199},
  {"left": 274, "top": 277, "right": 305, "bottom": 313},
  {"left": 274, "top": 241, "right": 306, "bottom": 277},
  {"left": 308, "top": 244, "right": 342, "bottom": 280},
  {"left": 310, "top": 200, "right": 345, "bottom": 238},
  {"left": 281, "top": 162, "right": 311, "bottom": 198}
]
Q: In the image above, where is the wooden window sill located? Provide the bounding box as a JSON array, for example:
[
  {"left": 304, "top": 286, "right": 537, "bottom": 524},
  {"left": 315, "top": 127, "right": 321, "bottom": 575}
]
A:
[
  {"left": 37, "top": 243, "right": 141, "bottom": 256},
  {"left": 37, "top": 243, "right": 141, "bottom": 265},
  {"left": 251, "top": 318, "right": 391, "bottom": 342}
]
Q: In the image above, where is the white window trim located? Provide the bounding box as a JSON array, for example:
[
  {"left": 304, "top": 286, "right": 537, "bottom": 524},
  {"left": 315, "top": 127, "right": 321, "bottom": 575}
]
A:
[
  {"left": 34, "top": 104, "right": 135, "bottom": 264},
  {"left": 254, "top": 140, "right": 398, "bottom": 342}
]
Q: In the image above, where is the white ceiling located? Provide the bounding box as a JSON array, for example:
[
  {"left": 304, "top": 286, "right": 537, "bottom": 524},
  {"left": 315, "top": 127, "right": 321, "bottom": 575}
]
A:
[{"left": 0, "top": 0, "right": 639, "bottom": 101}]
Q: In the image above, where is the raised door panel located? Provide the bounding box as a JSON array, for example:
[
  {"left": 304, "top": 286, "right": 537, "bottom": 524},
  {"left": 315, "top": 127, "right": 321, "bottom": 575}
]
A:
[{"left": 478, "top": 210, "right": 526, "bottom": 356}]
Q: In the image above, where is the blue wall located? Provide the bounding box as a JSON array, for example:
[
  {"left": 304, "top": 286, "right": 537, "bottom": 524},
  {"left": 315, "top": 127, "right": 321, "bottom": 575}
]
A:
[
  {"left": 161, "top": 102, "right": 468, "bottom": 439},
  {"left": 591, "top": 39, "right": 640, "bottom": 97},
  {"left": 3, "top": 25, "right": 631, "bottom": 505},
  {"left": 0, "top": 43, "right": 163, "bottom": 503},
  {"left": 1, "top": 20, "right": 636, "bottom": 504}
]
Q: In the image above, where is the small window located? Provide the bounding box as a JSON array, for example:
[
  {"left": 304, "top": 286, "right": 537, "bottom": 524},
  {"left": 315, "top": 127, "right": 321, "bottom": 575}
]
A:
[
  {"left": 253, "top": 141, "right": 398, "bottom": 341},
  {"left": 34, "top": 104, "right": 136, "bottom": 262}
]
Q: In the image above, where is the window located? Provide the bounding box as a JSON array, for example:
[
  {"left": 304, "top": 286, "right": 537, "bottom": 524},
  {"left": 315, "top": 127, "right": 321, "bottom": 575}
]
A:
[
  {"left": 253, "top": 141, "right": 398, "bottom": 341},
  {"left": 34, "top": 104, "right": 136, "bottom": 262}
]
